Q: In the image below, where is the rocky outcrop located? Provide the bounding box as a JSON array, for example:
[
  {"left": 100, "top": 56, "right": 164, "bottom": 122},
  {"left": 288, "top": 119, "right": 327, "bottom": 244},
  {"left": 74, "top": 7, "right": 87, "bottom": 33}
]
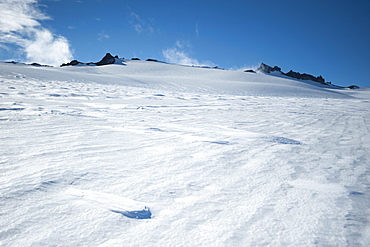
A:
[
  {"left": 60, "top": 60, "right": 84, "bottom": 67},
  {"left": 244, "top": 69, "right": 255, "bottom": 73},
  {"left": 284, "top": 70, "right": 325, "bottom": 84},
  {"left": 256, "top": 63, "right": 327, "bottom": 84},
  {"left": 258, "top": 63, "right": 282, "bottom": 73},
  {"left": 95, "top": 53, "right": 115, "bottom": 66},
  {"left": 30, "top": 63, "right": 52, "bottom": 67},
  {"left": 61, "top": 53, "right": 123, "bottom": 67}
]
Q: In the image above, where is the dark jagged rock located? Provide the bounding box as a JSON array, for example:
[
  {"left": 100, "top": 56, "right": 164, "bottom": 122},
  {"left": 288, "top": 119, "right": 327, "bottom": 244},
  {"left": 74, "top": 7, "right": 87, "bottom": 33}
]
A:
[
  {"left": 244, "top": 69, "right": 256, "bottom": 73},
  {"left": 95, "top": 53, "right": 115, "bottom": 66},
  {"left": 258, "top": 63, "right": 282, "bottom": 73},
  {"left": 60, "top": 53, "right": 123, "bottom": 67},
  {"left": 131, "top": 58, "right": 140, "bottom": 60},
  {"left": 30, "top": 63, "right": 52, "bottom": 67},
  {"left": 284, "top": 70, "right": 325, "bottom": 84},
  {"left": 347, "top": 85, "right": 360, "bottom": 89},
  {"left": 145, "top": 59, "right": 168, "bottom": 64},
  {"left": 61, "top": 60, "right": 84, "bottom": 67},
  {"left": 258, "top": 63, "right": 327, "bottom": 84}
]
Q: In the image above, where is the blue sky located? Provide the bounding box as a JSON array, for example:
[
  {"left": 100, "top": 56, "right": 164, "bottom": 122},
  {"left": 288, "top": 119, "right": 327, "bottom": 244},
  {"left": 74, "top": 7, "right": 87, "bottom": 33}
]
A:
[{"left": 1, "top": 0, "right": 369, "bottom": 87}]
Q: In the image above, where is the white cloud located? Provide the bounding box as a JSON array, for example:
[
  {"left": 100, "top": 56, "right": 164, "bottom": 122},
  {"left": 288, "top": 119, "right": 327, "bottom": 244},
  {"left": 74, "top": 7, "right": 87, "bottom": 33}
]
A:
[
  {"left": 175, "top": 40, "right": 183, "bottom": 49},
  {"left": 98, "top": 30, "right": 110, "bottom": 41},
  {"left": 133, "top": 24, "right": 144, "bottom": 33},
  {"left": 175, "top": 40, "right": 191, "bottom": 49},
  {"left": 162, "top": 48, "right": 199, "bottom": 66},
  {"left": 162, "top": 46, "right": 216, "bottom": 67},
  {"left": 0, "top": 0, "right": 73, "bottom": 66},
  {"left": 128, "top": 11, "right": 155, "bottom": 34},
  {"left": 195, "top": 22, "right": 199, "bottom": 37},
  {"left": 24, "top": 29, "right": 72, "bottom": 66}
]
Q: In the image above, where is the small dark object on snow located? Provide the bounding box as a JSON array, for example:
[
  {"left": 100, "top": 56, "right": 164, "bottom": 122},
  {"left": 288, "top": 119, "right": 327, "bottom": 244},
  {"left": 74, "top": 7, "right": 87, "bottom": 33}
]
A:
[{"left": 244, "top": 69, "right": 255, "bottom": 73}]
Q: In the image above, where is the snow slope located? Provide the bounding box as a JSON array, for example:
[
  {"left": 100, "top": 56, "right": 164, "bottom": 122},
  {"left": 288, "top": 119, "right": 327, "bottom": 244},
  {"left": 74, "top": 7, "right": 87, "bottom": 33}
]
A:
[{"left": 1, "top": 61, "right": 369, "bottom": 246}]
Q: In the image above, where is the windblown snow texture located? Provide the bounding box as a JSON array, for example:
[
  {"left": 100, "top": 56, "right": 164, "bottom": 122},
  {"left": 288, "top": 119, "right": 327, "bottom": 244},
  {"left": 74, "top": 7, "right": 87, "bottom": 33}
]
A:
[{"left": 0, "top": 61, "right": 369, "bottom": 246}]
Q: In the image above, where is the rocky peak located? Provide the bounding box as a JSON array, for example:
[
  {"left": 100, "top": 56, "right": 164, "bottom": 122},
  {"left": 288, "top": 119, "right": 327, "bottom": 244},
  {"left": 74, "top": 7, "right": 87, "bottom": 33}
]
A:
[
  {"left": 258, "top": 63, "right": 282, "bottom": 73},
  {"left": 95, "top": 53, "right": 116, "bottom": 66},
  {"left": 60, "top": 53, "right": 123, "bottom": 67}
]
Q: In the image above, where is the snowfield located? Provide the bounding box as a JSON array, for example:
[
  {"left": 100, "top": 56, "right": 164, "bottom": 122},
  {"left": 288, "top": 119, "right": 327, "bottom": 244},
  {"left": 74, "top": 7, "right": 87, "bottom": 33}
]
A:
[{"left": 1, "top": 61, "right": 369, "bottom": 246}]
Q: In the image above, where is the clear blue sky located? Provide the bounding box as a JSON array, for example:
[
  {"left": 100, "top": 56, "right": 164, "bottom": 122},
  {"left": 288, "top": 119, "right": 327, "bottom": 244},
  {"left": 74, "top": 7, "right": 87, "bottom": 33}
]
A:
[{"left": 1, "top": 0, "right": 369, "bottom": 87}]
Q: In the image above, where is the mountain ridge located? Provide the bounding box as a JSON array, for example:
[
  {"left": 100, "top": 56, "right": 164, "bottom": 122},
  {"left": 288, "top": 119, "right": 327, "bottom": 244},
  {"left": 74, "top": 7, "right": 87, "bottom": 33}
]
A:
[
  {"left": 2, "top": 59, "right": 367, "bottom": 99},
  {"left": 59, "top": 53, "right": 358, "bottom": 89},
  {"left": 1, "top": 52, "right": 364, "bottom": 91}
]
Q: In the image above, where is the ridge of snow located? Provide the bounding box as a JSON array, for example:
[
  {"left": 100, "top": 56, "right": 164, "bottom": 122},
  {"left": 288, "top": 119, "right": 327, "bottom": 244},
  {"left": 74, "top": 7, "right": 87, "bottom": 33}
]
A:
[{"left": 1, "top": 61, "right": 368, "bottom": 99}]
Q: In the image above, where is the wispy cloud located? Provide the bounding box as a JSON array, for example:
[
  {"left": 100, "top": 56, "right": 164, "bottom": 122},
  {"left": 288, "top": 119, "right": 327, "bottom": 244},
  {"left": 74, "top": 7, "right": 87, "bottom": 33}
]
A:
[
  {"left": 98, "top": 30, "right": 110, "bottom": 41},
  {"left": 162, "top": 41, "right": 216, "bottom": 67},
  {"left": 162, "top": 48, "right": 200, "bottom": 66},
  {"left": 195, "top": 22, "right": 199, "bottom": 38},
  {"left": 175, "top": 40, "right": 191, "bottom": 49},
  {"left": 229, "top": 64, "right": 259, "bottom": 71},
  {"left": 128, "top": 11, "right": 155, "bottom": 34},
  {"left": 0, "top": 0, "right": 72, "bottom": 66}
]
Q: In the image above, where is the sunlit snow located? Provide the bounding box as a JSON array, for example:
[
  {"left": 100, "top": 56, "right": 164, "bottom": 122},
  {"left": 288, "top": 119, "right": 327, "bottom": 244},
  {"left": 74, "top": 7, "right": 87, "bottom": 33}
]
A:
[{"left": 1, "top": 61, "right": 369, "bottom": 246}]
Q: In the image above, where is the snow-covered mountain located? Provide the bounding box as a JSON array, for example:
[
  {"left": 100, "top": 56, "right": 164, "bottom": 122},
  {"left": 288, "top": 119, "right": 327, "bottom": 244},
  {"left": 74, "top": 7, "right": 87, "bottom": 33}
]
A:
[{"left": 1, "top": 60, "right": 369, "bottom": 246}]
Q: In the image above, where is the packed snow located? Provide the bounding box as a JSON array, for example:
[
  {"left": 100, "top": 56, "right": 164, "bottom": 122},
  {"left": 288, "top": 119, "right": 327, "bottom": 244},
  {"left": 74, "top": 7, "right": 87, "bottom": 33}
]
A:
[{"left": 1, "top": 61, "right": 369, "bottom": 246}]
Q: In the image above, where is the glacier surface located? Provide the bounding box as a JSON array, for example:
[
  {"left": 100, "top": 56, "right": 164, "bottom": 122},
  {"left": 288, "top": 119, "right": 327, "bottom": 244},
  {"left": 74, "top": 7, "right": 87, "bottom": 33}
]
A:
[{"left": 1, "top": 61, "right": 369, "bottom": 246}]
